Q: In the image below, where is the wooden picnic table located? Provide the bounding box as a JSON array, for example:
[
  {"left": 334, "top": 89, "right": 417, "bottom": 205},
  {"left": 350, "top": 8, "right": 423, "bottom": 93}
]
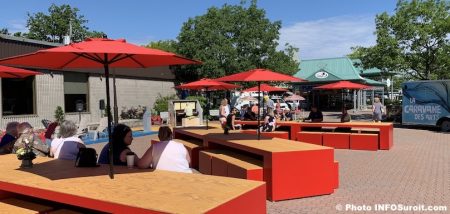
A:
[
  {"left": 235, "top": 120, "right": 394, "bottom": 150},
  {"left": 0, "top": 155, "right": 266, "bottom": 214},
  {"left": 174, "top": 128, "right": 338, "bottom": 201}
]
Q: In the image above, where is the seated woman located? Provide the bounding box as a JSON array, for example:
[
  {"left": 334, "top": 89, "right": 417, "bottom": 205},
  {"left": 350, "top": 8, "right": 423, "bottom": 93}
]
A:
[
  {"left": 281, "top": 109, "right": 293, "bottom": 121},
  {"left": 98, "top": 124, "right": 139, "bottom": 165},
  {"left": 243, "top": 106, "right": 256, "bottom": 121},
  {"left": 0, "top": 121, "right": 19, "bottom": 154},
  {"left": 137, "top": 126, "right": 192, "bottom": 173},
  {"left": 261, "top": 109, "right": 276, "bottom": 132},
  {"left": 50, "top": 120, "right": 85, "bottom": 160},
  {"left": 224, "top": 108, "right": 241, "bottom": 134},
  {"left": 335, "top": 107, "right": 352, "bottom": 132}
]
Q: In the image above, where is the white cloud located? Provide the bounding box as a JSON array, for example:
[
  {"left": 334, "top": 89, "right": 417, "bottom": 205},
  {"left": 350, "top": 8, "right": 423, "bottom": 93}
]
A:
[
  {"left": 279, "top": 15, "right": 376, "bottom": 60},
  {"left": 7, "top": 19, "right": 28, "bottom": 33}
]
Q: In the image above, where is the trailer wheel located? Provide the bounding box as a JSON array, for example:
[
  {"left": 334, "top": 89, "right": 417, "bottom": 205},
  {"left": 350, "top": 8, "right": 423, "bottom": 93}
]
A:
[{"left": 441, "top": 119, "right": 450, "bottom": 132}]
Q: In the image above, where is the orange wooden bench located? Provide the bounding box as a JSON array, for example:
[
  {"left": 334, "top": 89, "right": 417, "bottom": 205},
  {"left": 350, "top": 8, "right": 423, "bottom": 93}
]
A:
[
  {"left": 199, "top": 150, "right": 264, "bottom": 181},
  {"left": 350, "top": 133, "right": 379, "bottom": 151},
  {"left": 241, "top": 129, "right": 289, "bottom": 139},
  {"left": 323, "top": 133, "right": 350, "bottom": 149},
  {"left": 297, "top": 131, "right": 323, "bottom": 145}
]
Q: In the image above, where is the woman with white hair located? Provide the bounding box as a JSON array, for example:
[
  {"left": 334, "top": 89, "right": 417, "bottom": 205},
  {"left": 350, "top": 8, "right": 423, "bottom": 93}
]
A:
[
  {"left": 372, "top": 97, "right": 384, "bottom": 122},
  {"left": 50, "top": 120, "right": 85, "bottom": 160},
  {"left": 0, "top": 121, "right": 19, "bottom": 154}
]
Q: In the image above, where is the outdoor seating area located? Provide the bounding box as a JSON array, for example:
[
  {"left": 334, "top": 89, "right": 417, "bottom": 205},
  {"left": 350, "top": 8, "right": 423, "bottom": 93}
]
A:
[
  {"left": 236, "top": 120, "right": 393, "bottom": 151},
  {"left": 173, "top": 128, "right": 339, "bottom": 201},
  {"left": 0, "top": 155, "right": 266, "bottom": 213}
]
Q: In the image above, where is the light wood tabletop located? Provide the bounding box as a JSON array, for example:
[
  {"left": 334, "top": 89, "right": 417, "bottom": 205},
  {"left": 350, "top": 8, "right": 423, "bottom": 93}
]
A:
[{"left": 0, "top": 155, "right": 265, "bottom": 214}]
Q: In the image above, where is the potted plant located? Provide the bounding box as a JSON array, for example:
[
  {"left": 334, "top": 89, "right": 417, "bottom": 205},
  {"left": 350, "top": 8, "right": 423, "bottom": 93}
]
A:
[{"left": 15, "top": 133, "right": 37, "bottom": 168}]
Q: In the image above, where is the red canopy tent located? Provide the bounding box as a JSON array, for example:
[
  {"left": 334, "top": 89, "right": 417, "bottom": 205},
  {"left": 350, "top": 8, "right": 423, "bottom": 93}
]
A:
[
  {"left": 176, "top": 78, "right": 240, "bottom": 129},
  {"left": 243, "top": 83, "right": 287, "bottom": 92},
  {"left": 314, "top": 81, "right": 370, "bottom": 110},
  {"left": 0, "top": 38, "right": 200, "bottom": 179},
  {"left": 0, "top": 65, "right": 41, "bottom": 78},
  {"left": 216, "top": 68, "right": 304, "bottom": 140}
]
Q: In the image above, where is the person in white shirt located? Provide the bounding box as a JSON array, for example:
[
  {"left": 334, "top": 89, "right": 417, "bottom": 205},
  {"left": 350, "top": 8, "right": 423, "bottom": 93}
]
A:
[
  {"left": 137, "top": 126, "right": 192, "bottom": 173},
  {"left": 50, "top": 120, "right": 85, "bottom": 160}
]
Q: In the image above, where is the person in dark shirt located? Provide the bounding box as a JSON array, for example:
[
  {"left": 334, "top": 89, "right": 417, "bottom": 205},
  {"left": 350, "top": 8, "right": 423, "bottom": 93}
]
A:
[
  {"left": 98, "top": 124, "right": 139, "bottom": 165},
  {"left": 0, "top": 121, "right": 19, "bottom": 154},
  {"left": 281, "top": 109, "right": 293, "bottom": 121},
  {"left": 243, "top": 106, "right": 256, "bottom": 121},
  {"left": 303, "top": 106, "right": 323, "bottom": 122},
  {"left": 224, "top": 108, "right": 241, "bottom": 134},
  {"left": 341, "top": 108, "right": 351, "bottom": 122}
]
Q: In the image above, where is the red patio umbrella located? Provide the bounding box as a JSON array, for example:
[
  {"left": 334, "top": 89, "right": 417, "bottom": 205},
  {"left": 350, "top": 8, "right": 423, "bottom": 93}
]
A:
[
  {"left": 0, "top": 37, "right": 200, "bottom": 179},
  {"left": 215, "top": 68, "right": 304, "bottom": 140},
  {"left": 176, "top": 78, "right": 241, "bottom": 129},
  {"left": 0, "top": 65, "right": 41, "bottom": 78},
  {"left": 314, "top": 80, "right": 370, "bottom": 90},
  {"left": 243, "top": 83, "right": 287, "bottom": 92},
  {"left": 314, "top": 81, "right": 370, "bottom": 110}
]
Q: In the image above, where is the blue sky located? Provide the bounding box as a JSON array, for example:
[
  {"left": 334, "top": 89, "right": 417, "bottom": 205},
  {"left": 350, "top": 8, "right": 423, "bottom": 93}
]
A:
[{"left": 0, "top": 0, "right": 397, "bottom": 59}]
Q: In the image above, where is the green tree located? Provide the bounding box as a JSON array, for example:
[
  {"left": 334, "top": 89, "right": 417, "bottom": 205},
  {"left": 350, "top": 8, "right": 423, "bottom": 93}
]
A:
[
  {"left": 350, "top": 0, "right": 450, "bottom": 80},
  {"left": 145, "top": 40, "right": 178, "bottom": 53},
  {"left": 26, "top": 4, "right": 105, "bottom": 43},
  {"left": 175, "top": 0, "right": 299, "bottom": 82},
  {"left": 153, "top": 94, "right": 178, "bottom": 114},
  {"left": 0, "top": 28, "right": 9, "bottom": 35},
  {"left": 54, "top": 106, "right": 65, "bottom": 124}
]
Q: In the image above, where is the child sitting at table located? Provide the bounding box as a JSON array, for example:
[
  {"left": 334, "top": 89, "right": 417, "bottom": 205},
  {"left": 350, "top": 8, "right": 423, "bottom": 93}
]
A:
[{"left": 137, "top": 126, "right": 192, "bottom": 173}]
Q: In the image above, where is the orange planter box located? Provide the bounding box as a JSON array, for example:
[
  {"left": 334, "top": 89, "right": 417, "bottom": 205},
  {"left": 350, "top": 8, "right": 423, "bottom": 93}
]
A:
[
  {"left": 323, "top": 133, "right": 350, "bottom": 149},
  {"left": 241, "top": 130, "right": 289, "bottom": 139},
  {"left": 350, "top": 133, "right": 379, "bottom": 151},
  {"left": 297, "top": 132, "right": 323, "bottom": 145}
]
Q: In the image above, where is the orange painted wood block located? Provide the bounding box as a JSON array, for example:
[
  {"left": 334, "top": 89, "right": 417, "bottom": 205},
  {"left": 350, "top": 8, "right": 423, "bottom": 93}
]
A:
[
  {"left": 241, "top": 130, "right": 289, "bottom": 140},
  {"left": 296, "top": 132, "right": 323, "bottom": 145},
  {"left": 323, "top": 133, "right": 350, "bottom": 149},
  {"left": 212, "top": 156, "right": 228, "bottom": 177},
  {"left": 199, "top": 151, "right": 213, "bottom": 175},
  {"left": 350, "top": 133, "right": 379, "bottom": 151}
]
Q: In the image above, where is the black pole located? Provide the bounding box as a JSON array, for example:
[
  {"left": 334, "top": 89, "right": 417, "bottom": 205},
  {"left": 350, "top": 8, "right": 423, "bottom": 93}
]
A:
[
  {"left": 113, "top": 70, "right": 119, "bottom": 125},
  {"left": 104, "top": 56, "right": 114, "bottom": 179},
  {"left": 257, "top": 82, "right": 261, "bottom": 140},
  {"left": 205, "top": 88, "right": 209, "bottom": 130}
]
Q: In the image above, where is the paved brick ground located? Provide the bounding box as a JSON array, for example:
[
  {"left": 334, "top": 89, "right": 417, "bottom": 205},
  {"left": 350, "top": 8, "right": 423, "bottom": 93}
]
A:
[{"left": 89, "top": 114, "right": 450, "bottom": 213}]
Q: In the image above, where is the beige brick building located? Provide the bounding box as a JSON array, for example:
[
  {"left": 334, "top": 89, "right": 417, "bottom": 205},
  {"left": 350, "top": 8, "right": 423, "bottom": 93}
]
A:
[{"left": 0, "top": 34, "right": 177, "bottom": 129}]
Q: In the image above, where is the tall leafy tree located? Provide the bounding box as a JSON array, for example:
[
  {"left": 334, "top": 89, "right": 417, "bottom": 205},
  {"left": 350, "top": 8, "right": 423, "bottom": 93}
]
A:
[
  {"left": 26, "top": 4, "right": 105, "bottom": 43},
  {"left": 350, "top": 0, "right": 450, "bottom": 80},
  {"left": 145, "top": 40, "right": 178, "bottom": 53},
  {"left": 176, "top": 0, "right": 299, "bottom": 82},
  {"left": 0, "top": 28, "right": 9, "bottom": 35}
]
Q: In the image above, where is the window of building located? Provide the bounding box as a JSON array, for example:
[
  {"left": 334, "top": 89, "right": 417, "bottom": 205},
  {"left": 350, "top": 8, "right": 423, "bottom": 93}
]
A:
[
  {"left": 64, "top": 72, "right": 89, "bottom": 113},
  {"left": 2, "top": 76, "right": 36, "bottom": 116}
]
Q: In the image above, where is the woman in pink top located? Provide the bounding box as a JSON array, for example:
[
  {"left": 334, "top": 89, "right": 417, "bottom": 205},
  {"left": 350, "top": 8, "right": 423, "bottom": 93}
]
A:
[{"left": 137, "top": 126, "right": 192, "bottom": 173}]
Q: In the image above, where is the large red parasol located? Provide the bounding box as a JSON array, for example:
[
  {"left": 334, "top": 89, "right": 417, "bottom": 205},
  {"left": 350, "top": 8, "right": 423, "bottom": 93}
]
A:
[
  {"left": 176, "top": 78, "right": 240, "bottom": 129},
  {"left": 0, "top": 65, "right": 41, "bottom": 78},
  {"left": 216, "top": 68, "right": 305, "bottom": 140},
  {"left": 314, "top": 81, "right": 370, "bottom": 110},
  {"left": 314, "top": 80, "right": 370, "bottom": 90},
  {"left": 176, "top": 78, "right": 240, "bottom": 91},
  {"left": 243, "top": 83, "right": 287, "bottom": 92},
  {"left": 0, "top": 38, "right": 200, "bottom": 179}
]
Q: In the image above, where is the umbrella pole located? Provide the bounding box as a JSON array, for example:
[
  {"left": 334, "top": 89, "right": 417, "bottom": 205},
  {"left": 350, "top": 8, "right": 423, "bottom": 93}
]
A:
[
  {"left": 113, "top": 70, "right": 119, "bottom": 125},
  {"left": 206, "top": 89, "right": 209, "bottom": 130},
  {"left": 257, "top": 82, "right": 261, "bottom": 140},
  {"left": 104, "top": 61, "right": 114, "bottom": 179}
]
